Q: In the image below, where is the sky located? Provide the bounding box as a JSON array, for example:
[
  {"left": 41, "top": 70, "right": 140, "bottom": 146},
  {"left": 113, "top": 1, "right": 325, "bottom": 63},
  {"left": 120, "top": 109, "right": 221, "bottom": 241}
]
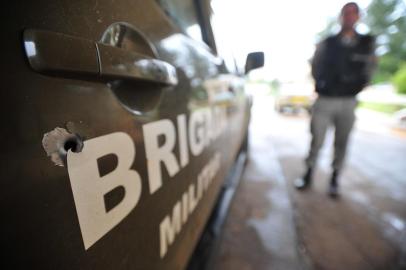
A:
[{"left": 211, "top": 0, "right": 373, "bottom": 82}]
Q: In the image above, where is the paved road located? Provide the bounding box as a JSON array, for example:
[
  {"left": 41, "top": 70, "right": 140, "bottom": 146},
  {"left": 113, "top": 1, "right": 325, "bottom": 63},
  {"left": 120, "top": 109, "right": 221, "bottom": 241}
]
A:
[{"left": 212, "top": 92, "right": 406, "bottom": 270}]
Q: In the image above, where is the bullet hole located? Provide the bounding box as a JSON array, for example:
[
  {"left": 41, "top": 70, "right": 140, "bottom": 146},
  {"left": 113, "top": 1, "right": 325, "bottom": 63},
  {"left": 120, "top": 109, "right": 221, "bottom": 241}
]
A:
[
  {"left": 42, "top": 127, "right": 84, "bottom": 167},
  {"left": 64, "top": 136, "right": 83, "bottom": 153}
]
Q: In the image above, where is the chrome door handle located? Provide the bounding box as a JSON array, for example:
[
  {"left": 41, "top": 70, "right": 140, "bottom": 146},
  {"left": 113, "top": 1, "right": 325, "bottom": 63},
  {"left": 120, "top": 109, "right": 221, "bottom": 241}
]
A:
[
  {"left": 23, "top": 29, "right": 178, "bottom": 86},
  {"left": 97, "top": 43, "right": 177, "bottom": 85}
]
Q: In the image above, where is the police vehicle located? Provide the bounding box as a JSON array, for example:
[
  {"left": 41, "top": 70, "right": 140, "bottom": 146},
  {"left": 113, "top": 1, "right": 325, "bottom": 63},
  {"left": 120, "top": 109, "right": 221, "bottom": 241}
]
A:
[{"left": 0, "top": 0, "right": 264, "bottom": 269}]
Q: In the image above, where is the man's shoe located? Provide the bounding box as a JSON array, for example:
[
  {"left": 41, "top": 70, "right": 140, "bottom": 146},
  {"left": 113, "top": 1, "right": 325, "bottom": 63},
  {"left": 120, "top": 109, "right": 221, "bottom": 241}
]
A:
[
  {"left": 294, "top": 178, "right": 310, "bottom": 189},
  {"left": 328, "top": 170, "right": 340, "bottom": 198},
  {"left": 328, "top": 183, "right": 339, "bottom": 197},
  {"left": 295, "top": 167, "right": 313, "bottom": 190}
]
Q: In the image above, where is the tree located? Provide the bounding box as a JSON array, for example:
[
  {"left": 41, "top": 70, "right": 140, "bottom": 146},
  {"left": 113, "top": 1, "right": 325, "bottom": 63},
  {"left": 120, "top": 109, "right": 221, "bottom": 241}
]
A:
[
  {"left": 365, "top": 0, "right": 406, "bottom": 84},
  {"left": 393, "top": 64, "right": 406, "bottom": 94}
]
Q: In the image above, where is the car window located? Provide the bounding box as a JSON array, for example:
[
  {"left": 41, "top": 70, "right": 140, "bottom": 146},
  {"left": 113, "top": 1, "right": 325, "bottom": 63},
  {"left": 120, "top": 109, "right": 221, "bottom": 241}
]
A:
[
  {"left": 156, "top": 0, "right": 204, "bottom": 43},
  {"left": 209, "top": 0, "right": 239, "bottom": 74}
]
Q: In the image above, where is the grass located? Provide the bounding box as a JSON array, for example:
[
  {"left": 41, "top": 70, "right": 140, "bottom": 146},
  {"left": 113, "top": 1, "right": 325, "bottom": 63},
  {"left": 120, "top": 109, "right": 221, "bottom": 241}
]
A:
[{"left": 358, "top": 102, "right": 406, "bottom": 114}]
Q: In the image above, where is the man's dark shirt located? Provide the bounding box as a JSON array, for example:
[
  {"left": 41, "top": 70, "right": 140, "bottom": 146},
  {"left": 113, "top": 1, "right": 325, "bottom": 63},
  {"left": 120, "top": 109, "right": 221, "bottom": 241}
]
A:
[{"left": 312, "top": 33, "right": 376, "bottom": 97}]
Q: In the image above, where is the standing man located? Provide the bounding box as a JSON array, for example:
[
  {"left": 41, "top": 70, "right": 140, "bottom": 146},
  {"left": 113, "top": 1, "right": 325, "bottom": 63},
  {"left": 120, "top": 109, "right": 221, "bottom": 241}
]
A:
[{"left": 295, "top": 2, "right": 376, "bottom": 196}]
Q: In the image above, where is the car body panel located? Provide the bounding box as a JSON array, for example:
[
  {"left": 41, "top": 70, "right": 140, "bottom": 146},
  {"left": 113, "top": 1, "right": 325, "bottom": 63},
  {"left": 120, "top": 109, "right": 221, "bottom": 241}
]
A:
[{"left": 1, "top": 1, "right": 251, "bottom": 269}]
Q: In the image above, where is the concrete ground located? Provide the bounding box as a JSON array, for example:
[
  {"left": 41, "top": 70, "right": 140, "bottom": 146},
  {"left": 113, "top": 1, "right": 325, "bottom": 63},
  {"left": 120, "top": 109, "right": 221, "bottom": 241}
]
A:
[{"left": 211, "top": 92, "right": 406, "bottom": 270}]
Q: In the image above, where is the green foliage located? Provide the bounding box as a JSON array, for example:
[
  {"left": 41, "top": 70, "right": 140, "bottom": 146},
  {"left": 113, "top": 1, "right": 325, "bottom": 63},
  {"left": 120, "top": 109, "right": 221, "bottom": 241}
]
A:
[
  {"left": 379, "top": 55, "right": 402, "bottom": 74},
  {"left": 365, "top": 0, "right": 406, "bottom": 82},
  {"left": 359, "top": 101, "right": 406, "bottom": 114},
  {"left": 373, "top": 55, "right": 403, "bottom": 83},
  {"left": 393, "top": 64, "right": 406, "bottom": 94},
  {"left": 366, "top": 0, "right": 400, "bottom": 34}
]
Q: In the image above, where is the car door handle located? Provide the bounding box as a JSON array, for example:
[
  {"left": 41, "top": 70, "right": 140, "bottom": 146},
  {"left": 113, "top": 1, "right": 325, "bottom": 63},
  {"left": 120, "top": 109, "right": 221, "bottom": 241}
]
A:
[
  {"left": 23, "top": 29, "right": 178, "bottom": 86},
  {"left": 96, "top": 43, "right": 177, "bottom": 85}
]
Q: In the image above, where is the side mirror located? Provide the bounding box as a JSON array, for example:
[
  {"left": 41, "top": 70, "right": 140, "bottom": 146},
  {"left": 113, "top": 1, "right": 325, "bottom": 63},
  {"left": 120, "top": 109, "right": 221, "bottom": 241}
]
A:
[{"left": 245, "top": 52, "right": 264, "bottom": 74}]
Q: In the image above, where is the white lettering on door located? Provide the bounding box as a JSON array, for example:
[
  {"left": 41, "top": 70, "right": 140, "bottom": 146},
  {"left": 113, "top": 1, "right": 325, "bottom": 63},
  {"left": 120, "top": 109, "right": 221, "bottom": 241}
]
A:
[{"left": 67, "top": 132, "right": 142, "bottom": 250}]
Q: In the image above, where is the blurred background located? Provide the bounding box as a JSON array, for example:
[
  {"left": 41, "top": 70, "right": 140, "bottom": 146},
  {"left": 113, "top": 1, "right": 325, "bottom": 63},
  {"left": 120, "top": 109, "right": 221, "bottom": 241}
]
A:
[
  {"left": 206, "top": 0, "right": 406, "bottom": 269},
  {"left": 209, "top": 0, "right": 406, "bottom": 146}
]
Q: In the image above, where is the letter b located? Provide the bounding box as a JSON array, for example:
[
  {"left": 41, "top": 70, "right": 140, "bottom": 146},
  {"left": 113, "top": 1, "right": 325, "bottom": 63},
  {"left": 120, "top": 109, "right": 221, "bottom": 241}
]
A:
[{"left": 67, "top": 132, "right": 141, "bottom": 250}]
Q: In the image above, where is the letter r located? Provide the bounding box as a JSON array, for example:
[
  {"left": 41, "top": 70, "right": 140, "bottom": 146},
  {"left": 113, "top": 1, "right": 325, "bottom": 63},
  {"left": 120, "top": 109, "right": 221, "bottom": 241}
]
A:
[{"left": 143, "top": 119, "right": 180, "bottom": 194}]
